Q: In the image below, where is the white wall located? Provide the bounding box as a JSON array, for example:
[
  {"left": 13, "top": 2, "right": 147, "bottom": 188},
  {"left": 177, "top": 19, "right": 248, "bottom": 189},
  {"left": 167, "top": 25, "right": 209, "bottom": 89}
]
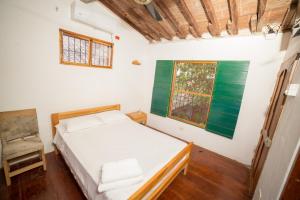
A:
[
  {"left": 253, "top": 35, "right": 300, "bottom": 200},
  {"left": 0, "top": 0, "right": 150, "bottom": 154},
  {"left": 142, "top": 35, "right": 286, "bottom": 165}
]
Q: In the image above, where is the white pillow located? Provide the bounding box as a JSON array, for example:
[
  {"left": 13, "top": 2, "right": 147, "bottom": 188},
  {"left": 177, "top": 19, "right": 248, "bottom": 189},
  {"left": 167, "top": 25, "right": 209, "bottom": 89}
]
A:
[
  {"left": 59, "top": 114, "right": 103, "bottom": 133},
  {"left": 96, "top": 110, "right": 129, "bottom": 124}
]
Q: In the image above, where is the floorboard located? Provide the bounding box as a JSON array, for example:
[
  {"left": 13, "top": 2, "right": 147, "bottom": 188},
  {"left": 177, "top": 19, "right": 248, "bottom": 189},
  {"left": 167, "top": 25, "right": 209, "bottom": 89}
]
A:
[{"left": 0, "top": 145, "right": 251, "bottom": 200}]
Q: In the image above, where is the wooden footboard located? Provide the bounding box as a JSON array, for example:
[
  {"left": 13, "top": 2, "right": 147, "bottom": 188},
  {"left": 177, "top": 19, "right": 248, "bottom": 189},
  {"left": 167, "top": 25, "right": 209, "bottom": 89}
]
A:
[{"left": 129, "top": 142, "right": 193, "bottom": 200}]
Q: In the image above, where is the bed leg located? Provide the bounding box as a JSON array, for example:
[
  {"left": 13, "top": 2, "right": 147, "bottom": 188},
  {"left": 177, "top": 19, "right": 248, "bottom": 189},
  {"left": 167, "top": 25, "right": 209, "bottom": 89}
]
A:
[{"left": 183, "top": 164, "right": 188, "bottom": 175}]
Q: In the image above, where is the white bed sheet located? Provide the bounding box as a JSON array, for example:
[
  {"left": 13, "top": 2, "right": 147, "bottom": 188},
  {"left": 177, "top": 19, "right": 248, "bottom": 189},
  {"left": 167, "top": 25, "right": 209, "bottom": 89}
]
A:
[{"left": 54, "top": 118, "right": 187, "bottom": 200}]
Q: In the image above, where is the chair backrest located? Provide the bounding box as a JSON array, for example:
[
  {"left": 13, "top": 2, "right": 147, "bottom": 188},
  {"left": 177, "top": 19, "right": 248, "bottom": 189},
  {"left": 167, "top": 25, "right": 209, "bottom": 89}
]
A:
[{"left": 0, "top": 109, "right": 39, "bottom": 142}]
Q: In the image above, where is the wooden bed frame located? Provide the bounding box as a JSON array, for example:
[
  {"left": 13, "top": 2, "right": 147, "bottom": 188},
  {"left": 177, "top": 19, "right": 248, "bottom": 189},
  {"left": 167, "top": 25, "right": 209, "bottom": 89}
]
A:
[{"left": 51, "top": 104, "right": 192, "bottom": 200}]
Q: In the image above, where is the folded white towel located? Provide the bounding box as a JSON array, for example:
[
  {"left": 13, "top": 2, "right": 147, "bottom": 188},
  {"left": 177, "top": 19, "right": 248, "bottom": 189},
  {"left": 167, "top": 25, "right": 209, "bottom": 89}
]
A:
[
  {"left": 101, "top": 158, "right": 143, "bottom": 184},
  {"left": 98, "top": 175, "right": 144, "bottom": 192}
]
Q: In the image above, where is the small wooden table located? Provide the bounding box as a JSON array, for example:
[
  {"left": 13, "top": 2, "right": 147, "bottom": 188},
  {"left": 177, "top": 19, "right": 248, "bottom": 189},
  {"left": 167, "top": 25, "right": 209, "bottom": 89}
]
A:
[{"left": 126, "top": 111, "right": 147, "bottom": 125}]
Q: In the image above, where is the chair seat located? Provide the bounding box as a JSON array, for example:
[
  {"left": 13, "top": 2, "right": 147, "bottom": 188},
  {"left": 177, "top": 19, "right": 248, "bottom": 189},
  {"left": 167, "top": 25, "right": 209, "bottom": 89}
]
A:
[{"left": 2, "top": 136, "right": 44, "bottom": 161}]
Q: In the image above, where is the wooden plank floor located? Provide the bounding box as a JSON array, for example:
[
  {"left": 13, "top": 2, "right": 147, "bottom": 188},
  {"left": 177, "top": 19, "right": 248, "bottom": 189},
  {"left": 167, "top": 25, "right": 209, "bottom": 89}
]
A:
[{"left": 0, "top": 145, "right": 251, "bottom": 200}]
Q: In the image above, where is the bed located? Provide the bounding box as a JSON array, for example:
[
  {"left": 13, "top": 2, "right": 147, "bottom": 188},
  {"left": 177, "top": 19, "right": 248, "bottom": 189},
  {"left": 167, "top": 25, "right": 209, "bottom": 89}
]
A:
[{"left": 51, "top": 104, "right": 192, "bottom": 200}]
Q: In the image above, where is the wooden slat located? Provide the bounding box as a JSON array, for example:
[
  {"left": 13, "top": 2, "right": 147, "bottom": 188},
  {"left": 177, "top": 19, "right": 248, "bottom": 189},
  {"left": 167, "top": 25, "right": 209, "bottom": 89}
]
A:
[
  {"left": 200, "top": 0, "right": 220, "bottom": 36},
  {"left": 176, "top": 90, "right": 212, "bottom": 97},
  {"left": 98, "top": 0, "right": 294, "bottom": 40},
  {"left": 129, "top": 143, "right": 193, "bottom": 199},
  {"left": 119, "top": 0, "right": 164, "bottom": 41},
  {"left": 177, "top": 0, "right": 202, "bottom": 37},
  {"left": 250, "top": 15, "right": 258, "bottom": 33},
  {"left": 148, "top": 156, "right": 190, "bottom": 199},
  {"left": 131, "top": 6, "right": 174, "bottom": 40},
  {"left": 226, "top": 0, "right": 239, "bottom": 35},
  {"left": 151, "top": 60, "right": 174, "bottom": 117},
  {"left": 118, "top": 0, "right": 173, "bottom": 40},
  {"left": 281, "top": 0, "right": 298, "bottom": 31},
  {"left": 258, "top": 0, "right": 267, "bottom": 21},
  {"left": 153, "top": 0, "right": 187, "bottom": 39},
  {"left": 9, "top": 161, "right": 44, "bottom": 177},
  {"left": 257, "top": 0, "right": 268, "bottom": 31},
  {"left": 51, "top": 104, "right": 120, "bottom": 138},
  {"left": 125, "top": 11, "right": 161, "bottom": 41},
  {"left": 206, "top": 61, "right": 249, "bottom": 139},
  {"left": 99, "top": 0, "right": 157, "bottom": 41}
]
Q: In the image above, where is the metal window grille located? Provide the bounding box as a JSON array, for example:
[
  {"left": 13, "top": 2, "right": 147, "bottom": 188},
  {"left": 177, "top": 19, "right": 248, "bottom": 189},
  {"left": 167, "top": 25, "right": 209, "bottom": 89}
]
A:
[
  {"left": 91, "top": 41, "right": 112, "bottom": 67},
  {"left": 60, "top": 29, "right": 113, "bottom": 68},
  {"left": 169, "top": 61, "right": 217, "bottom": 127},
  {"left": 62, "top": 33, "right": 89, "bottom": 65}
]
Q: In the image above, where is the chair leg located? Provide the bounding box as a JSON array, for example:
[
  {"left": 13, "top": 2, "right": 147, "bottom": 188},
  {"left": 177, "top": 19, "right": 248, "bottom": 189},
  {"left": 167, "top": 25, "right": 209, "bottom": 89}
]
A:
[
  {"left": 41, "top": 149, "right": 47, "bottom": 171},
  {"left": 3, "top": 160, "right": 11, "bottom": 186}
]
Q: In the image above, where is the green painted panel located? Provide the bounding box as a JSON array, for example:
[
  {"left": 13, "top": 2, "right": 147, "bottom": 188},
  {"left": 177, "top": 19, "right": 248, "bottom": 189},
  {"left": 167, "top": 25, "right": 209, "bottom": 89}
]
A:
[
  {"left": 205, "top": 124, "right": 235, "bottom": 139},
  {"left": 210, "top": 102, "right": 240, "bottom": 115},
  {"left": 206, "top": 112, "right": 238, "bottom": 129},
  {"left": 214, "top": 72, "right": 248, "bottom": 84},
  {"left": 206, "top": 61, "right": 249, "bottom": 139},
  {"left": 217, "top": 62, "right": 249, "bottom": 72},
  {"left": 150, "top": 60, "right": 174, "bottom": 117}
]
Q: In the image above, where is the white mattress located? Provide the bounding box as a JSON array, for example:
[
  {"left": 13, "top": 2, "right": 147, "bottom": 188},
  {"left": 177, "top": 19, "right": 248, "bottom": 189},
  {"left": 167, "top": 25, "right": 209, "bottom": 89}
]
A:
[{"left": 54, "top": 117, "right": 187, "bottom": 200}]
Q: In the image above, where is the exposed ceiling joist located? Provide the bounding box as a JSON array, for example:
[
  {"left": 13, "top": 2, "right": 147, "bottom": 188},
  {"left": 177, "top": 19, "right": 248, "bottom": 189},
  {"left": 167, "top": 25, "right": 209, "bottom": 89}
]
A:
[
  {"left": 99, "top": 0, "right": 157, "bottom": 40},
  {"left": 153, "top": 1, "right": 187, "bottom": 39},
  {"left": 281, "top": 0, "right": 299, "bottom": 31},
  {"left": 125, "top": 12, "right": 161, "bottom": 41},
  {"left": 256, "top": 0, "right": 267, "bottom": 31},
  {"left": 97, "top": 0, "right": 294, "bottom": 42},
  {"left": 121, "top": 0, "right": 167, "bottom": 41},
  {"left": 177, "top": 0, "right": 202, "bottom": 37},
  {"left": 132, "top": 6, "right": 174, "bottom": 40},
  {"left": 121, "top": 0, "right": 174, "bottom": 40},
  {"left": 200, "top": 0, "right": 220, "bottom": 36},
  {"left": 250, "top": 15, "right": 258, "bottom": 33},
  {"left": 226, "top": 0, "right": 239, "bottom": 35}
]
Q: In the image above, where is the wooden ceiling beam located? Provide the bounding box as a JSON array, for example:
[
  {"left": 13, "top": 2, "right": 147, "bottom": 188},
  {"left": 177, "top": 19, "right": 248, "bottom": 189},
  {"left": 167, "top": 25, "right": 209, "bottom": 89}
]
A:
[
  {"left": 153, "top": 1, "right": 187, "bottom": 39},
  {"left": 124, "top": 12, "right": 161, "bottom": 41},
  {"left": 100, "top": 0, "right": 294, "bottom": 41},
  {"left": 249, "top": 15, "right": 258, "bottom": 33},
  {"left": 132, "top": 7, "right": 174, "bottom": 40},
  {"left": 98, "top": 0, "right": 158, "bottom": 41},
  {"left": 189, "top": 25, "right": 198, "bottom": 38},
  {"left": 256, "top": 0, "right": 267, "bottom": 31},
  {"left": 177, "top": 0, "right": 202, "bottom": 37},
  {"left": 226, "top": 0, "right": 239, "bottom": 35},
  {"left": 200, "top": 0, "right": 220, "bottom": 36},
  {"left": 120, "top": 3, "right": 162, "bottom": 41},
  {"left": 122, "top": 0, "right": 174, "bottom": 40},
  {"left": 281, "top": 0, "right": 298, "bottom": 31}
]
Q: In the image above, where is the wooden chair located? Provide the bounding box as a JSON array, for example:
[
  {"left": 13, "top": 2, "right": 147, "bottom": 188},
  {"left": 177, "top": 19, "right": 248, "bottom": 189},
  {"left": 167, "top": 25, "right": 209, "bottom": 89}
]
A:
[{"left": 0, "top": 109, "right": 46, "bottom": 186}]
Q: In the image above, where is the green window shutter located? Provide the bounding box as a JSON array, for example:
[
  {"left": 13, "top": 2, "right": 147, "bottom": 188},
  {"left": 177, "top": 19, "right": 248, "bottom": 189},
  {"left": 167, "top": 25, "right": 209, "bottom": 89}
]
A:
[
  {"left": 206, "top": 61, "right": 249, "bottom": 139},
  {"left": 150, "top": 60, "right": 174, "bottom": 117}
]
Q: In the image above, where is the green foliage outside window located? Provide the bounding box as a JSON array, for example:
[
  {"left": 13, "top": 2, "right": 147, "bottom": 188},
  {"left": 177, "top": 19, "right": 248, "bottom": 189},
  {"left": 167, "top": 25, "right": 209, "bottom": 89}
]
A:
[{"left": 169, "top": 61, "right": 217, "bottom": 127}]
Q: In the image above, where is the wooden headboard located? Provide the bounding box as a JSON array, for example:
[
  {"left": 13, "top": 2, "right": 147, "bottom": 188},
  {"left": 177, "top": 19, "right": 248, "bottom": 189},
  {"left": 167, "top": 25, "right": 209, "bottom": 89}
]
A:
[{"left": 51, "top": 104, "right": 120, "bottom": 138}]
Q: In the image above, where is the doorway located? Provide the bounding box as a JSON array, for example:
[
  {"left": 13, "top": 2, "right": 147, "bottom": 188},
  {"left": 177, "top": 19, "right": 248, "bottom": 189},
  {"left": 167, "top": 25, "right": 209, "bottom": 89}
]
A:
[{"left": 250, "top": 54, "right": 300, "bottom": 194}]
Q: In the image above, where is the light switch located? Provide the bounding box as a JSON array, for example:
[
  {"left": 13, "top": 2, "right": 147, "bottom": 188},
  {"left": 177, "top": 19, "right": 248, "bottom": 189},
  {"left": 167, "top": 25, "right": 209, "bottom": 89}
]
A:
[{"left": 285, "top": 84, "right": 299, "bottom": 97}]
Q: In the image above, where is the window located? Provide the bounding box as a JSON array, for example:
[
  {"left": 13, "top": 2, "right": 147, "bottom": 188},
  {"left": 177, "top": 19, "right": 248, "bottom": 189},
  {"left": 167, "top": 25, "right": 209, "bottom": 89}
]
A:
[
  {"left": 169, "top": 61, "right": 217, "bottom": 128},
  {"left": 59, "top": 29, "right": 113, "bottom": 68},
  {"left": 91, "top": 40, "right": 113, "bottom": 67},
  {"left": 151, "top": 60, "right": 249, "bottom": 138},
  {"left": 61, "top": 31, "right": 89, "bottom": 65}
]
